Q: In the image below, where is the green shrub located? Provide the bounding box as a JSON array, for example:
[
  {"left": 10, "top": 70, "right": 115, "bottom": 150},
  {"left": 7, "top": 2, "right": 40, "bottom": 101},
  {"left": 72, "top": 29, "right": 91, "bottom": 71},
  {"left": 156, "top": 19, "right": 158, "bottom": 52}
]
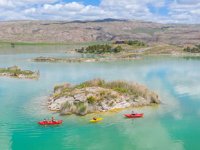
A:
[
  {"left": 76, "top": 44, "right": 122, "bottom": 54},
  {"left": 125, "top": 40, "right": 146, "bottom": 47},
  {"left": 76, "top": 102, "right": 87, "bottom": 115},
  {"left": 61, "top": 101, "right": 72, "bottom": 110},
  {"left": 87, "top": 96, "right": 96, "bottom": 104},
  {"left": 113, "top": 46, "right": 123, "bottom": 53},
  {"left": 108, "top": 101, "right": 115, "bottom": 106},
  {"left": 113, "top": 87, "right": 128, "bottom": 93},
  {"left": 99, "top": 91, "right": 106, "bottom": 96}
]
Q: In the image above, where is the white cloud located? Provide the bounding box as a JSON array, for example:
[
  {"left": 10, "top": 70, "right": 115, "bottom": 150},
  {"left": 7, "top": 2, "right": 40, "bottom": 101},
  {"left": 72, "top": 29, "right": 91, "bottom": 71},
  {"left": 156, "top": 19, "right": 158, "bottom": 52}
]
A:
[
  {"left": 0, "top": 0, "right": 57, "bottom": 10},
  {"left": 168, "top": 1, "right": 200, "bottom": 23},
  {"left": 0, "top": 0, "right": 14, "bottom": 7},
  {"left": 0, "top": 0, "right": 56, "bottom": 5},
  {"left": 0, "top": 0, "right": 200, "bottom": 23},
  {"left": 177, "top": 0, "right": 200, "bottom": 5},
  {"left": 43, "top": 2, "right": 84, "bottom": 11}
]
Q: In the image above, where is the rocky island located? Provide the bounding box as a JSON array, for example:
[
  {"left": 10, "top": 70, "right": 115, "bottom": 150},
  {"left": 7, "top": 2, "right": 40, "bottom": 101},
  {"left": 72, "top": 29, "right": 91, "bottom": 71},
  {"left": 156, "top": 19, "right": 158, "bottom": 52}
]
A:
[
  {"left": 0, "top": 66, "right": 39, "bottom": 79},
  {"left": 33, "top": 56, "right": 98, "bottom": 63},
  {"left": 48, "top": 79, "right": 160, "bottom": 116}
]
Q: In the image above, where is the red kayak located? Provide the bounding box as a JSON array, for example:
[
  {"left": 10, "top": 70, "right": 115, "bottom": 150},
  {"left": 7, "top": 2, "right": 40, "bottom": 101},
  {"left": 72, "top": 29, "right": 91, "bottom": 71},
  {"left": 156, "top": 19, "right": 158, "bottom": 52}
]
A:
[
  {"left": 124, "top": 113, "right": 144, "bottom": 118},
  {"left": 38, "top": 120, "right": 63, "bottom": 125}
]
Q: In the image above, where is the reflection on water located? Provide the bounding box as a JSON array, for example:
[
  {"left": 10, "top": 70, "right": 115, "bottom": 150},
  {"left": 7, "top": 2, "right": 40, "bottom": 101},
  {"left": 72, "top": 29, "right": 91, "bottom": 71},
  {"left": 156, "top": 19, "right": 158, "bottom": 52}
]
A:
[{"left": 0, "top": 50, "right": 200, "bottom": 150}]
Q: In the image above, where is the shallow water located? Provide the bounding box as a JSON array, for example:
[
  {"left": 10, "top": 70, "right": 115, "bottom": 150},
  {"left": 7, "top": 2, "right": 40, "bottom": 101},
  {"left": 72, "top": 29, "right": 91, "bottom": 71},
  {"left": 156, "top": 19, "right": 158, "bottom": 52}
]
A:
[{"left": 0, "top": 47, "right": 200, "bottom": 150}]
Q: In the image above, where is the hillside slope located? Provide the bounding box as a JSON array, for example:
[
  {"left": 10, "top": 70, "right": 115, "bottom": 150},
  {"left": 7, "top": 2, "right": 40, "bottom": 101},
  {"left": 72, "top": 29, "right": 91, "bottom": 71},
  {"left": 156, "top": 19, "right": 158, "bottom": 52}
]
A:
[{"left": 0, "top": 20, "right": 199, "bottom": 45}]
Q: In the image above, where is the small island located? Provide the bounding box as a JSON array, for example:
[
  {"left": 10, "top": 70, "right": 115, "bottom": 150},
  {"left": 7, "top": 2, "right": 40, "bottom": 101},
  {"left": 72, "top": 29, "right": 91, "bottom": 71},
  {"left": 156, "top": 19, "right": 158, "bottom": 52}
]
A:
[
  {"left": 0, "top": 66, "right": 39, "bottom": 79},
  {"left": 33, "top": 54, "right": 141, "bottom": 63},
  {"left": 33, "top": 56, "right": 98, "bottom": 63},
  {"left": 48, "top": 79, "right": 160, "bottom": 116}
]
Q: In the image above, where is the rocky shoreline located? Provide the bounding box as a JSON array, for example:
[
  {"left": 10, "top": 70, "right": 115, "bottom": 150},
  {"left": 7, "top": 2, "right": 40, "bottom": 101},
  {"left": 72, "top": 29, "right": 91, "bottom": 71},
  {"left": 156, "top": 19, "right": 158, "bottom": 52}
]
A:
[
  {"left": 48, "top": 79, "right": 160, "bottom": 116},
  {"left": 0, "top": 66, "right": 39, "bottom": 79}
]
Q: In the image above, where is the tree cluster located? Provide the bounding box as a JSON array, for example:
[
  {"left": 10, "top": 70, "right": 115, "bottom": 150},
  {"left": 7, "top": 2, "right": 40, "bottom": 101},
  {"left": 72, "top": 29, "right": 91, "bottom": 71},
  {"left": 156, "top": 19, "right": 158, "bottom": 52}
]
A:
[
  {"left": 76, "top": 44, "right": 123, "bottom": 54},
  {"left": 183, "top": 44, "right": 200, "bottom": 53},
  {"left": 125, "top": 40, "right": 146, "bottom": 46}
]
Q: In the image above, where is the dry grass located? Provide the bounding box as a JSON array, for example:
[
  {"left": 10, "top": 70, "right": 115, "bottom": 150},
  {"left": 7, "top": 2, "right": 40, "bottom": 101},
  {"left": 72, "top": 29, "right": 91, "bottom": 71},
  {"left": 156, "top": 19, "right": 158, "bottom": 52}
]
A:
[
  {"left": 55, "top": 79, "right": 154, "bottom": 99},
  {"left": 144, "top": 44, "right": 183, "bottom": 55}
]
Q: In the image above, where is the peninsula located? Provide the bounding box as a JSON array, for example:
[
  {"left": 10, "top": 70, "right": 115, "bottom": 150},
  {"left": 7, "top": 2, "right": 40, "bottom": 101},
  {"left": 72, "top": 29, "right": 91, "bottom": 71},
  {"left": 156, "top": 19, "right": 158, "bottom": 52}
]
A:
[{"left": 48, "top": 79, "right": 160, "bottom": 116}]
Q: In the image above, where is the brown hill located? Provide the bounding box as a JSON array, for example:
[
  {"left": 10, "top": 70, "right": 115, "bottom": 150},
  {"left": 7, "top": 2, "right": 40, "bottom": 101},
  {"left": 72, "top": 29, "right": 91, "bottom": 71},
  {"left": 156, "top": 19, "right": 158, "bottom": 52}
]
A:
[{"left": 0, "top": 20, "right": 199, "bottom": 45}]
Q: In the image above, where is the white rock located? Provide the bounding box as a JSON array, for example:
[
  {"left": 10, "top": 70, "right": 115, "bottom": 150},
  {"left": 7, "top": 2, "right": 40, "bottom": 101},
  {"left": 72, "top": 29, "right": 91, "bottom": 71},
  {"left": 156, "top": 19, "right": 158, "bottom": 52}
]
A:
[{"left": 74, "top": 93, "right": 87, "bottom": 102}]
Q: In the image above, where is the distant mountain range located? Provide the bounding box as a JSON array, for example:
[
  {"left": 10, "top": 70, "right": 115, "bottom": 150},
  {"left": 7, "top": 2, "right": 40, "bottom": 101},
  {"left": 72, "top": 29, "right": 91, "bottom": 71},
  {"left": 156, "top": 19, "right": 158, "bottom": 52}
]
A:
[
  {"left": 0, "top": 19, "right": 199, "bottom": 45},
  {"left": 71, "top": 18, "right": 128, "bottom": 23}
]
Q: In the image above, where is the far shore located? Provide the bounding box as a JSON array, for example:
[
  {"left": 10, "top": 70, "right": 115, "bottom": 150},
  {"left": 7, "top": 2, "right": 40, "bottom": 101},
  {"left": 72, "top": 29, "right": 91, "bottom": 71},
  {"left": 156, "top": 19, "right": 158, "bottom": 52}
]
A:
[
  {"left": 31, "top": 42, "right": 200, "bottom": 63},
  {"left": 1, "top": 41, "right": 200, "bottom": 62}
]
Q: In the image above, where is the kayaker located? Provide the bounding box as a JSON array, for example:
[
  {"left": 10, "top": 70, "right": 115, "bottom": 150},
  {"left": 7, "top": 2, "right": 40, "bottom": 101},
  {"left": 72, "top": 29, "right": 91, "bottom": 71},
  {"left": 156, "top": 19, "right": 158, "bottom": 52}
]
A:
[
  {"left": 52, "top": 116, "right": 55, "bottom": 122},
  {"left": 93, "top": 117, "right": 97, "bottom": 120},
  {"left": 131, "top": 111, "right": 135, "bottom": 115}
]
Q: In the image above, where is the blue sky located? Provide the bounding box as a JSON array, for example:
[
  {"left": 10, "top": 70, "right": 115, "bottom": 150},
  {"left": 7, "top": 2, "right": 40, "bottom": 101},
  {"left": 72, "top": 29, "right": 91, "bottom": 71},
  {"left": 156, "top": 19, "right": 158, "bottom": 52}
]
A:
[
  {"left": 0, "top": 0, "right": 200, "bottom": 23},
  {"left": 63, "top": 0, "right": 101, "bottom": 5}
]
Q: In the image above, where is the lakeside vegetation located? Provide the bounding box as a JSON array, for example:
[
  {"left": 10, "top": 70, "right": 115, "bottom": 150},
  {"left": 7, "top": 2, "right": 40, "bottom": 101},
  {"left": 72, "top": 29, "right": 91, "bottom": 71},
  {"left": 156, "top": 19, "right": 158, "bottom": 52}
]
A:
[
  {"left": 48, "top": 79, "right": 160, "bottom": 116},
  {"left": 0, "top": 40, "right": 191, "bottom": 58},
  {"left": 115, "top": 40, "right": 146, "bottom": 47},
  {"left": 183, "top": 45, "right": 200, "bottom": 53},
  {"left": 0, "top": 66, "right": 39, "bottom": 79},
  {"left": 127, "top": 40, "right": 146, "bottom": 46},
  {"left": 76, "top": 44, "right": 123, "bottom": 54},
  {"left": 75, "top": 40, "right": 147, "bottom": 54}
]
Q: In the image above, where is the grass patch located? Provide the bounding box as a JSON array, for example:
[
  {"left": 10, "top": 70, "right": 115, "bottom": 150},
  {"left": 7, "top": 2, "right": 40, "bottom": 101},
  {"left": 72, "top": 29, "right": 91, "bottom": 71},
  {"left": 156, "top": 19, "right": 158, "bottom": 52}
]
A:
[
  {"left": 87, "top": 96, "right": 97, "bottom": 104},
  {"left": 75, "top": 79, "right": 149, "bottom": 97}
]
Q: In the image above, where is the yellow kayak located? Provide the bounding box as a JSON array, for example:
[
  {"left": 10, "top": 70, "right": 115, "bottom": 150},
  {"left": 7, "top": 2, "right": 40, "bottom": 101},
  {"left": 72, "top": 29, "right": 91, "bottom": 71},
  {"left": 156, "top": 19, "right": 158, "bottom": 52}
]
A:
[{"left": 90, "top": 118, "right": 103, "bottom": 123}]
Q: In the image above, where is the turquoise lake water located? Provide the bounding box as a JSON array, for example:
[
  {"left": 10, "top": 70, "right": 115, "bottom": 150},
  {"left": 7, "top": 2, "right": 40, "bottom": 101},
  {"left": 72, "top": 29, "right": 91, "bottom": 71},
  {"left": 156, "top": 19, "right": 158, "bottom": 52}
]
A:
[{"left": 0, "top": 47, "right": 200, "bottom": 150}]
